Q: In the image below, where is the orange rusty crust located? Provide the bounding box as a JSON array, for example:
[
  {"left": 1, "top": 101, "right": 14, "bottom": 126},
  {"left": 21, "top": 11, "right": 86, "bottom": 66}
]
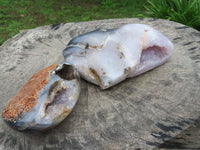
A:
[
  {"left": 2, "top": 64, "right": 58, "bottom": 121},
  {"left": 116, "top": 46, "right": 120, "bottom": 50},
  {"left": 90, "top": 44, "right": 103, "bottom": 49},
  {"left": 89, "top": 68, "right": 102, "bottom": 88}
]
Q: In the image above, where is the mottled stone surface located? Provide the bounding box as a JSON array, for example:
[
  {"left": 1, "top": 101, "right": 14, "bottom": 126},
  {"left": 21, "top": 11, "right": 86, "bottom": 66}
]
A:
[{"left": 0, "top": 18, "right": 200, "bottom": 150}]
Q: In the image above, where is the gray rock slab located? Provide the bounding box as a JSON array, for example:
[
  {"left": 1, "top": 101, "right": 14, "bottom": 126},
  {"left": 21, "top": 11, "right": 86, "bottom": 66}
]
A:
[{"left": 0, "top": 18, "right": 200, "bottom": 150}]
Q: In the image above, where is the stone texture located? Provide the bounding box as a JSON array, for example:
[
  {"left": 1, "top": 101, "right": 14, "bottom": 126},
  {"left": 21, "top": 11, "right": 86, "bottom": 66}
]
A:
[{"left": 0, "top": 18, "right": 200, "bottom": 150}]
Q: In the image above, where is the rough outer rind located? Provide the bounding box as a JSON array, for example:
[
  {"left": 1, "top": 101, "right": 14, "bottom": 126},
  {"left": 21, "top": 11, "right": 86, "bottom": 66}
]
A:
[{"left": 2, "top": 64, "right": 58, "bottom": 121}]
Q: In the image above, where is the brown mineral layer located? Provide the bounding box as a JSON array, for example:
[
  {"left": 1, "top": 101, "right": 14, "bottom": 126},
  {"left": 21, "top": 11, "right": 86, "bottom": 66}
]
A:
[{"left": 2, "top": 64, "right": 58, "bottom": 121}]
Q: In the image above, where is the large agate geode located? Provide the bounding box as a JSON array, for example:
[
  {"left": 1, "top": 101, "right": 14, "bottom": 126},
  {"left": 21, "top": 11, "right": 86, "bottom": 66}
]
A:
[
  {"left": 2, "top": 62, "right": 80, "bottom": 130},
  {"left": 63, "top": 24, "right": 174, "bottom": 89}
]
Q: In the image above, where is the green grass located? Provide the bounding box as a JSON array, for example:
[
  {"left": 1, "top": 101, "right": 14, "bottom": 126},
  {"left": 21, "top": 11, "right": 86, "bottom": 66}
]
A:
[
  {"left": 145, "top": 0, "right": 200, "bottom": 30},
  {"left": 0, "top": 0, "right": 200, "bottom": 46},
  {"left": 0, "top": 0, "right": 147, "bottom": 45}
]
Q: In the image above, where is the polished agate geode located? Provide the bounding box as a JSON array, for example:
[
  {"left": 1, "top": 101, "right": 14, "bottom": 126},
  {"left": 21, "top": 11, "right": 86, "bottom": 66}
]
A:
[{"left": 63, "top": 24, "right": 173, "bottom": 89}]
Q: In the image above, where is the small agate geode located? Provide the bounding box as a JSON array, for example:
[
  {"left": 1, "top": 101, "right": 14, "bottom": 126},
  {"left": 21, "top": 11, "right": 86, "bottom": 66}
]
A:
[{"left": 2, "top": 62, "right": 80, "bottom": 130}]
